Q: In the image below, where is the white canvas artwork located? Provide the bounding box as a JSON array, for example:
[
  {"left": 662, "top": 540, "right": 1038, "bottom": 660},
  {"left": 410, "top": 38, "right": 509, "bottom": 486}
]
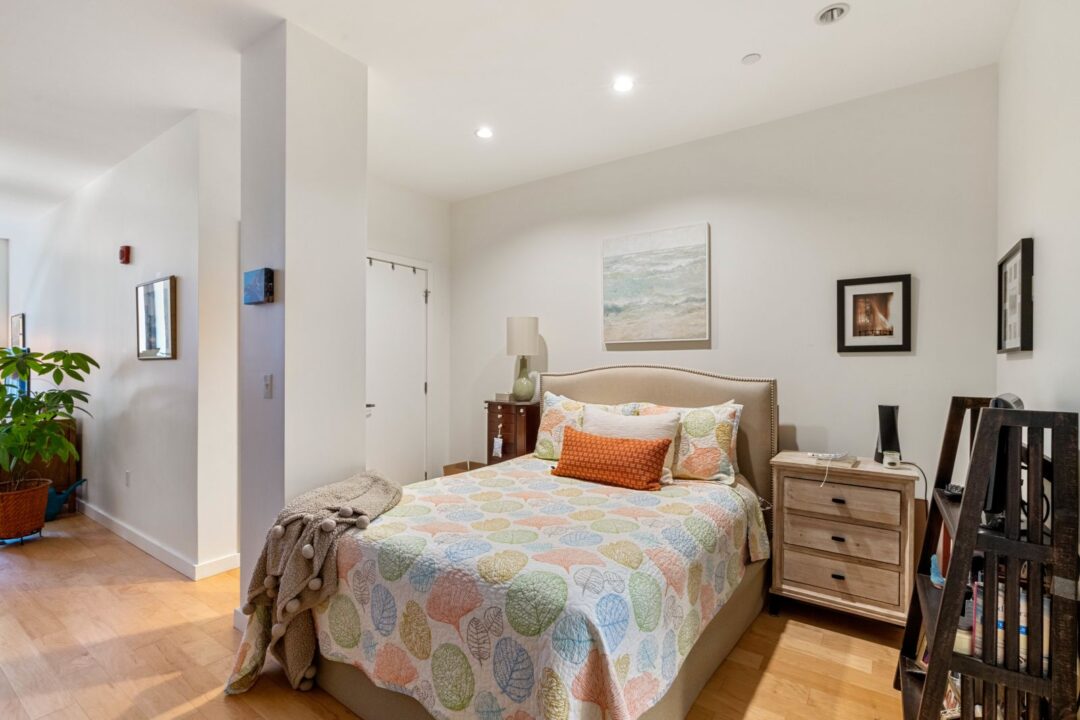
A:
[{"left": 602, "top": 223, "right": 710, "bottom": 344}]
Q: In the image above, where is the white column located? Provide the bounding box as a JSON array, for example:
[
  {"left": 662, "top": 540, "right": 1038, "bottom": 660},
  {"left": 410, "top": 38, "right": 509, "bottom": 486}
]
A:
[{"left": 239, "top": 22, "right": 367, "bottom": 598}]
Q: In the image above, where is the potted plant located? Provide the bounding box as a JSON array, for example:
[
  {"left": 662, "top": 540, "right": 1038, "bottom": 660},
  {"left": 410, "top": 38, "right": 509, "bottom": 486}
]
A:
[{"left": 0, "top": 347, "right": 97, "bottom": 542}]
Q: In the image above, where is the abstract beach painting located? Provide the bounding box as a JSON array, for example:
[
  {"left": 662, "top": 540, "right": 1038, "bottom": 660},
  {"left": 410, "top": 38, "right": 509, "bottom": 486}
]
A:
[{"left": 602, "top": 223, "right": 710, "bottom": 343}]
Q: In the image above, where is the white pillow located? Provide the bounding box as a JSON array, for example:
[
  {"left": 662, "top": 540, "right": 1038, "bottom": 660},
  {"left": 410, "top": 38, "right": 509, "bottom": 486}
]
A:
[{"left": 582, "top": 406, "right": 680, "bottom": 484}]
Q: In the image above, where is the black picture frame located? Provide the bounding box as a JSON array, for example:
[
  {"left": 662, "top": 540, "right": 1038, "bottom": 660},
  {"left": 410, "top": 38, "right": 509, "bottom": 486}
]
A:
[
  {"left": 135, "top": 276, "right": 178, "bottom": 360},
  {"left": 836, "top": 274, "right": 912, "bottom": 353},
  {"left": 997, "top": 237, "right": 1033, "bottom": 353}
]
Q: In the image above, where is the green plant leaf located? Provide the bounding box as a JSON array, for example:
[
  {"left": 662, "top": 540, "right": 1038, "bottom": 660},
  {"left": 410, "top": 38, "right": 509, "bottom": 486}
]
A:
[{"left": 0, "top": 348, "right": 96, "bottom": 476}]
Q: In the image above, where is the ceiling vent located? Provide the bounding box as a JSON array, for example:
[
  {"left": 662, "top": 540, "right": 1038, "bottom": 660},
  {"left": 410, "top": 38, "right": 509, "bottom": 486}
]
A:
[{"left": 816, "top": 3, "right": 850, "bottom": 25}]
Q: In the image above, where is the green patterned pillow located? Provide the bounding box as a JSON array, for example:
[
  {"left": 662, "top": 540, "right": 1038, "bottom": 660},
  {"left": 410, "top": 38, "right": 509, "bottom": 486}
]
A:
[{"left": 636, "top": 401, "right": 743, "bottom": 482}]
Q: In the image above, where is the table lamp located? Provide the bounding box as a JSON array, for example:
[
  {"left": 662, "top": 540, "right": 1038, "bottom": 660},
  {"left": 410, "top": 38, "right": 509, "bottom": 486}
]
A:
[{"left": 506, "top": 316, "right": 539, "bottom": 401}]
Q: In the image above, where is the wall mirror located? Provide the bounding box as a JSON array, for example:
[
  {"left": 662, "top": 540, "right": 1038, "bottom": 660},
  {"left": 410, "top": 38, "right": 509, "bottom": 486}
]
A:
[{"left": 136, "top": 276, "right": 177, "bottom": 360}]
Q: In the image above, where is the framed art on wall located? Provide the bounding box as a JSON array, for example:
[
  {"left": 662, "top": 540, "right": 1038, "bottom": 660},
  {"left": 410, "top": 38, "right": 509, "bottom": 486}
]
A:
[
  {"left": 836, "top": 274, "right": 911, "bottom": 352},
  {"left": 997, "top": 237, "right": 1033, "bottom": 353},
  {"left": 9, "top": 313, "right": 25, "bottom": 348},
  {"left": 602, "top": 222, "right": 710, "bottom": 344},
  {"left": 136, "top": 276, "right": 177, "bottom": 360}
]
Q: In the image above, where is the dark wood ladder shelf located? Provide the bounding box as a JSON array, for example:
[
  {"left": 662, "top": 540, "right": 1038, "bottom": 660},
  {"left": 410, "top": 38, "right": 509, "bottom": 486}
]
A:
[
  {"left": 900, "top": 656, "right": 927, "bottom": 719},
  {"left": 915, "top": 574, "right": 942, "bottom": 646},
  {"left": 896, "top": 397, "right": 1079, "bottom": 720}
]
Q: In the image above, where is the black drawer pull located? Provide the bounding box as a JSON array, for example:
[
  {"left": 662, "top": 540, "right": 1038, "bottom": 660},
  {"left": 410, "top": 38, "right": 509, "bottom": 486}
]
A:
[
  {"left": 831, "top": 535, "right": 846, "bottom": 543},
  {"left": 830, "top": 497, "right": 847, "bottom": 505},
  {"left": 830, "top": 573, "right": 846, "bottom": 581}
]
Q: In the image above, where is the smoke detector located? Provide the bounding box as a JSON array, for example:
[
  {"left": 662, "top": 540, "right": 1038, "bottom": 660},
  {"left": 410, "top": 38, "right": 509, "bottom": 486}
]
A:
[{"left": 816, "top": 3, "right": 850, "bottom": 25}]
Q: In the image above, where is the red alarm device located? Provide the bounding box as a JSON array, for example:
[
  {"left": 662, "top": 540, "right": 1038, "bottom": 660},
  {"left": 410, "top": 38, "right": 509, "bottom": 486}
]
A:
[{"left": 119, "top": 245, "right": 131, "bottom": 264}]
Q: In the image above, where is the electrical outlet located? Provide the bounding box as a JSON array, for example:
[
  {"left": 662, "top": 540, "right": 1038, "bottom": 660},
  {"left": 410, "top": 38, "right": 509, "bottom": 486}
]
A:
[
  {"left": 263, "top": 374, "right": 273, "bottom": 399},
  {"left": 125, "top": 470, "right": 131, "bottom": 488}
]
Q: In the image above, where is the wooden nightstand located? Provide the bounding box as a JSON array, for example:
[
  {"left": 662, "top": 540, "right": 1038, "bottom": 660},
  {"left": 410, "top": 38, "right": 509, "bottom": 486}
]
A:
[
  {"left": 770, "top": 451, "right": 918, "bottom": 625},
  {"left": 484, "top": 400, "right": 540, "bottom": 465}
]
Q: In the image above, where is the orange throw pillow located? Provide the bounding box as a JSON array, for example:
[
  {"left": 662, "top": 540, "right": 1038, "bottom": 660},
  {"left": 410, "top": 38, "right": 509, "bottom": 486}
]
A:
[{"left": 552, "top": 426, "right": 671, "bottom": 491}]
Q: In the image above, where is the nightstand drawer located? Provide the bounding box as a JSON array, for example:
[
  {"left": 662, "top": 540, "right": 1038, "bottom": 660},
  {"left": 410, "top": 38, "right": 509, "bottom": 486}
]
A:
[
  {"left": 784, "top": 514, "right": 900, "bottom": 565},
  {"left": 783, "top": 548, "right": 900, "bottom": 606},
  {"left": 488, "top": 413, "right": 518, "bottom": 433},
  {"left": 784, "top": 477, "right": 900, "bottom": 526},
  {"left": 488, "top": 403, "right": 518, "bottom": 418}
]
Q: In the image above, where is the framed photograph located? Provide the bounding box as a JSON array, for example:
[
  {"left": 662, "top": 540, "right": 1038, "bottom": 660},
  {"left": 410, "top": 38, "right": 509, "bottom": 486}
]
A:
[
  {"left": 9, "top": 313, "right": 25, "bottom": 348},
  {"left": 602, "top": 223, "right": 710, "bottom": 344},
  {"left": 997, "top": 237, "right": 1032, "bottom": 353},
  {"left": 136, "top": 276, "right": 177, "bottom": 360},
  {"left": 837, "top": 274, "right": 911, "bottom": 353}
]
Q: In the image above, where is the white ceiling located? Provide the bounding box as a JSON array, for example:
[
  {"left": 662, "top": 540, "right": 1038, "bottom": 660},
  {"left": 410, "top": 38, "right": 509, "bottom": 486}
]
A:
[{"left": 1, "top": 0, "right": 1018, "bottom": 233}]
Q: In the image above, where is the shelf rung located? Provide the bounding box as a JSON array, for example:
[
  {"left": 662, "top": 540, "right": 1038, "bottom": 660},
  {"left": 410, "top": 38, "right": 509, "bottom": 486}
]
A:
[
  {"left": 950, "top": 654, "right": 1052, "bottom": 696},
  {"left": 975, "top": 532, "right": 1053, "bottom": 562}
]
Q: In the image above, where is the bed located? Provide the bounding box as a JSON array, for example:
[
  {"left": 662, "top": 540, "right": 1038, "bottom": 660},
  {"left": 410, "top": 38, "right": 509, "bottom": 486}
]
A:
[{"left": 315, "top": 366, "right": 778, "bottom": 720}]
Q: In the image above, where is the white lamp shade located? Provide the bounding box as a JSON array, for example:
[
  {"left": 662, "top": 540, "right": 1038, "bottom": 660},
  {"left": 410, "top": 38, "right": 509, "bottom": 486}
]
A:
[{"left": 506, "top": 316, "right": 539, "bottom": 356}]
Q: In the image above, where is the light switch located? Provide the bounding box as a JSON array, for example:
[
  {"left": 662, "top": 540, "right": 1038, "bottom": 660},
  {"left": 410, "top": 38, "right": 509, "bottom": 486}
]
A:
[{"left": 263, "top": 374, "right": 273, "bottom": 399}]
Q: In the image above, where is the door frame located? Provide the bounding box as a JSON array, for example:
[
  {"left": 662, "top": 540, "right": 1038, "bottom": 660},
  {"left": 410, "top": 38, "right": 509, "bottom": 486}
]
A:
[{"left": 365, "top": 249, "right": 431, "bottom": 480}]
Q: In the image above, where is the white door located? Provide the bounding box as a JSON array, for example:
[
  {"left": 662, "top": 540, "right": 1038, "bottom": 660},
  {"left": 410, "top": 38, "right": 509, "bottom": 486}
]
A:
[{"left": 366, "top": 257, "right": 428, "bottom": 484}]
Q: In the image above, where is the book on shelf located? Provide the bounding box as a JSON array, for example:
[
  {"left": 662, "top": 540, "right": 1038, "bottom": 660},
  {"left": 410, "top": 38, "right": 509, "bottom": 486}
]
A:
[{"left": 968, "top": 575, "right": 1050, "bottom": 674}]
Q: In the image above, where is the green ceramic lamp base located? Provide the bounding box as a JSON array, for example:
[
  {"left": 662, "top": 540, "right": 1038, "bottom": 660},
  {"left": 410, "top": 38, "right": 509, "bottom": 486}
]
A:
[{"left": 512, "top": 355, "right": 534, "bottom": 401}]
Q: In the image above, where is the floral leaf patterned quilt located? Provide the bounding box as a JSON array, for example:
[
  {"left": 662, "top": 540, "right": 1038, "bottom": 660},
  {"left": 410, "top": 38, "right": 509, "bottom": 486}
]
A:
[{"left": 314, "top": 455, "right": 770, "bottom": 720}]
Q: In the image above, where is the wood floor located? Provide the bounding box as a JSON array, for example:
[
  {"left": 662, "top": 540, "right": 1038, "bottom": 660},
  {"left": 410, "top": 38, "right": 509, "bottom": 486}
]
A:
[{"left": 0, "top": 514, "right": 904, "bottom": 720}]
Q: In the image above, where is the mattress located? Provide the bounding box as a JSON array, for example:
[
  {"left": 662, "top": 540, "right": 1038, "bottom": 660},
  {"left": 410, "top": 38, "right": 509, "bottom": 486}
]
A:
[{"left": 313, "top": 455, "right": 770, "bottom": 720}]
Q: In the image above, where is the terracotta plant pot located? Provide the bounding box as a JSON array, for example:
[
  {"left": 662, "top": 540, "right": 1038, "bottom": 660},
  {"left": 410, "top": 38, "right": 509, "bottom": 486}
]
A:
[{"left": 0, "top": 478, "right": 51, "bottom": 542}]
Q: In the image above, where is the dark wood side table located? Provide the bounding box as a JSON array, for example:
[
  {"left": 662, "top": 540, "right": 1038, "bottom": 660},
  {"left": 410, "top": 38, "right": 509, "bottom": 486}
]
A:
[{"left": 484, "top": 400, "right": 540, "bottom": 465}]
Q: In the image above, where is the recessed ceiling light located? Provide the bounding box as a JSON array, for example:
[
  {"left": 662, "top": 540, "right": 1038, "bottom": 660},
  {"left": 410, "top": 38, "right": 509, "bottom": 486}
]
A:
[
  {"left": 475, "top": 126, "right": 494, "bottom": 140},
  {"left": 612, "top": 75, "right": 635, "bottom": 93},
  {"left": 816, "top": 3, "right": 850, "bottom": 25},
  {"left": 741, "top": 53, "right": 762, "bottom": 66}
]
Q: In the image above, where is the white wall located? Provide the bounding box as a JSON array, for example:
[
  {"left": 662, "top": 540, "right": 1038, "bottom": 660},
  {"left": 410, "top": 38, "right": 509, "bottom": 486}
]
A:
[
  {"left": 238, "top": 23, "right": 287, "bottom": 592},
  {"left": 996, "top": 0, "right": 1080, "bottom": 414},
  {"left": 239, "top": 22, "right": 368, "bottom": 592},
  {"left": 368, "top": 176, "right": 452, "bottom": 477},
  {"left": 196, "top": 112, "right": 240, "bottom": 570},
  {"left": 10, "top": 112, "right": 239, "bottom": 578},
  {"left": 450, "top": 68, "right": 999, "bottom": 488},
  {"left": 281, "top": 24, "right": 368, "bottom": 497}
]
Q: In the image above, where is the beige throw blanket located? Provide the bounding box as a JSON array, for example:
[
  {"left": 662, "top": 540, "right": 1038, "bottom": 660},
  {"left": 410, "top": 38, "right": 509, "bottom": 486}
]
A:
[{"left": 225, "top": 472, "right": 401, "bottom": 694}]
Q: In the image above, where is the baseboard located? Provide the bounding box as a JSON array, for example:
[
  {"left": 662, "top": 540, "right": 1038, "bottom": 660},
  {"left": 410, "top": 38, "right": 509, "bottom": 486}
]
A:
[
  {"left": 234, "top": 606, "right": 248, "bottom": 632},
  {"left": 193, "top": 552, "right": 241, "bottom": 580},
  {"left": 77, "top": 500, "right": 237, "bottom": 580}
]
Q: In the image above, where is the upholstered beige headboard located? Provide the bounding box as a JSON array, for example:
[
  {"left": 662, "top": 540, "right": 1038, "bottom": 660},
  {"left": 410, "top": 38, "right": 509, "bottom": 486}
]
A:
[{"left": 540, "top": 365, "right": 778, "bottom": 508}]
